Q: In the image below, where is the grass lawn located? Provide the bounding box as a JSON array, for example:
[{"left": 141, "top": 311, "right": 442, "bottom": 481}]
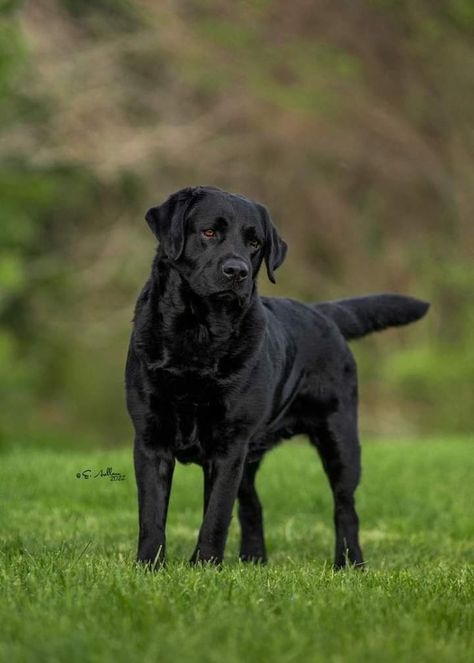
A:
[{"left": 0, "top": 437, "right": 473, "bottom": 662}]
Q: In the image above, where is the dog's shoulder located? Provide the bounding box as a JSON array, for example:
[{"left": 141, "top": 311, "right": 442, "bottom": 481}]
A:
[
  {"left": 127, "top": 277, "right": 163, "bottom": 371},
  {"left": 132, "top": 278, "right": 153, "bottom": 324}
]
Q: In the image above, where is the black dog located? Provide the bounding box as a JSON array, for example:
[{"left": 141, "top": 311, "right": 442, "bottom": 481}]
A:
[{"left": 125, "top": 185, "right": 429, "bottom": 568}]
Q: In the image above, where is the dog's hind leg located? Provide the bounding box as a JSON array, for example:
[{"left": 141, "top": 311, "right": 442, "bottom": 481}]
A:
[
  {"left": 238, "top": 459, "right": 267, "bottom": 563},
  {"left": 309, "top": 411, "right": 364, "bottom": 569}
]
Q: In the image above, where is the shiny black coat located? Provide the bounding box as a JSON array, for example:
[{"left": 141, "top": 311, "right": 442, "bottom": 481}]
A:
[{"left": 125, "top": 186, "right": 429, "bottom": 567}]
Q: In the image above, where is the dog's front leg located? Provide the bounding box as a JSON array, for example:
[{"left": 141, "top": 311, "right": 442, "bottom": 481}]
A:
[
  {"left": 190, "top": 451, "right": 246, "bottom": 565},
  {"left": 134, "top": 441, "right": 175, "bottom": 568}
]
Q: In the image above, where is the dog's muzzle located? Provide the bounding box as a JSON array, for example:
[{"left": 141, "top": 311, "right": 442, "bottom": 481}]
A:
[{"left": 221, "top": 258, "right": 249, "bottom": 282}]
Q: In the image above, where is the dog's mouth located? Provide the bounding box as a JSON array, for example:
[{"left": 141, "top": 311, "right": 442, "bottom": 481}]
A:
[
  {"left": 211, "top": 288, "right": 250, "bottom": 308},
  {"left": 214, "top": 281, "right": 248, "bottom": 295},
  {"left": 213, "top": 290, "right": 241, "bottom": 300}
]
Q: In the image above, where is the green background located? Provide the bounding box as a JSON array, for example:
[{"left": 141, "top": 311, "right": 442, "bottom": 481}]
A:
[{"left": 0, "top": 0, "right": 473, "bottom": 447}]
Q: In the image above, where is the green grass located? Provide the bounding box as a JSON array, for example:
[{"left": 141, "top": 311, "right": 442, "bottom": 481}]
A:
[{"left": 1, "top": 437, "right": 473, "bottom": 662}]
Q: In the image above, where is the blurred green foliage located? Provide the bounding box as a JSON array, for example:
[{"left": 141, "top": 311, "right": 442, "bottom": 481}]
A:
[{"left": 0, "top": 1, "right": 472, "bottom": 447}]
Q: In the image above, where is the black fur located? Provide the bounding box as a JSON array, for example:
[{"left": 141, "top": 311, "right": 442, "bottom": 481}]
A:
[{"left": 125, "top": 186, "right": 429, "bottom": 568}]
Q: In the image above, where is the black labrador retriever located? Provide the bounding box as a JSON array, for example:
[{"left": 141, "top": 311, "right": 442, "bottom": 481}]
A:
[{"left": 125, "top": 185, "right": 429, "bottom": 568}]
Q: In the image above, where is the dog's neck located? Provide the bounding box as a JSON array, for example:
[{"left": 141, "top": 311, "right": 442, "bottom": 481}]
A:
[{"left": 137, "top": 256, "right": 264, "bottom": 373}]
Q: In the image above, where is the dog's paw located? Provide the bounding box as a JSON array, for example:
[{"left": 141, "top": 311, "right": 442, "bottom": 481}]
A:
[
  {"left": 239, "top": 552, "right": 267, "bottom": 564},
  {"left": 136, "top": 544, "right": 166, "bottom": 571},
  {"left": 135, "top": 558, "right": 165, "bottom": 572},
  {"left": 189, "top": 548, "right": 223, "bottom": 566},
  {"left": 239, "top": 541, "right": 267, "bottom": 564},
  {"left": 334, "top": 558, "right": 366, "bottom": 572}
]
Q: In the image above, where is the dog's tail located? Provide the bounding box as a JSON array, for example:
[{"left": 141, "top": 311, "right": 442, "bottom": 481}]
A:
[{"left": 315, "top": 294, "right": 430, "bottom": 341}]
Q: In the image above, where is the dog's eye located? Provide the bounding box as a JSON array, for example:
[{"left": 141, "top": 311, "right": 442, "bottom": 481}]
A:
[
  {"left": 202, "top": 229, "right": 217, "bottom": 239},
  {"left": 249, "top": 239, "right": 261, "bottom": 250}
]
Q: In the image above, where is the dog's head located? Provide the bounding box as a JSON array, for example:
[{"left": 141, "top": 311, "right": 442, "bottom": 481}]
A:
[{"left": 145, "top": 186, "right": 287, "bottom": 303}]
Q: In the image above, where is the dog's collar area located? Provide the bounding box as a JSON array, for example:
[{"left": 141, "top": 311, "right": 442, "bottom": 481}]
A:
[{"left": 173, "top": 394, "right": 211, "bottom": 408}]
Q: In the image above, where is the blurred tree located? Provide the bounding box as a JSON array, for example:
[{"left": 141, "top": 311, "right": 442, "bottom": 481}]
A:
[{"left": 0, "top": 0, "right": 472, "bottom": 447}]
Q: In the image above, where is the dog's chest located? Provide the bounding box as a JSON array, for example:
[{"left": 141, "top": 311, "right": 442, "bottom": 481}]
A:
[{"left": 149, "top": 369, "right": 225, "bottom": 463}]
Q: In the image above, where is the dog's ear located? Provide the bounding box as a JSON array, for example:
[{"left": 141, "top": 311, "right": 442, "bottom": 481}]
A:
[
  {"left": 258, "top": 203, "right": 288, "bottom": 284},
  {"left": 145, "top": 187, "right": 195, "bottom": 260}
]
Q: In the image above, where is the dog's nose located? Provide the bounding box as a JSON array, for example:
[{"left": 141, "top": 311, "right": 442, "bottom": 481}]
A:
[{"left": 222, "top": 258, "right": 249, "bottom": 281}]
